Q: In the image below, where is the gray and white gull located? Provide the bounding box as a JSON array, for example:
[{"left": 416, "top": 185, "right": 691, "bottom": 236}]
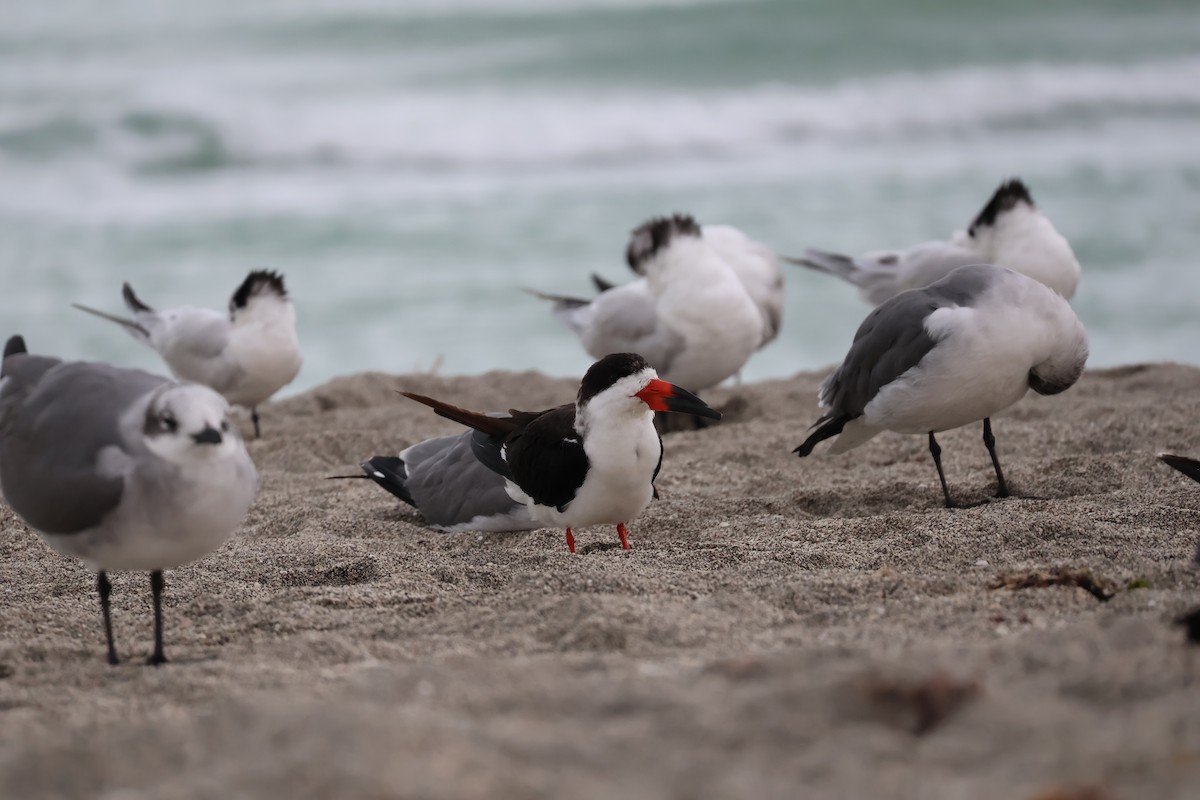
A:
[
  {"left": 73, "top": 270, "right": 302, "bottom": 438},
  {"left": 790, "top": 179, "right": 1081, "bottom": 304},
  {"left": 794, "top": 264, "right": 1088, "bottom": 507},
  {"left": 0, "top": 336, "right": 257, "bottom": 665}
]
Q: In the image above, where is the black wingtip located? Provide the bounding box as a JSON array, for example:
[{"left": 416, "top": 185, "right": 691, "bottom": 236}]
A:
[
  {"left": 1177, "top": 606, "right": 1200, "bottom": 645},
  {"left": 591, "top": 273, "right": 617, "bottom": 293},
  {"left": 4, "top": 334, "right": 27, "bottom": 360},
  {"left": 968, "top": 178, "right": 1034, "bottom": 235},
  {"left": 230, "top": 269, "right": 288, "bottom": 311},
  {"left": 121, "top": 282, "right": 153, "bottom": 313},
  {"left": 1159, "top": 453, "right": 1200, "bottom": 485},
  {"left": 793, "top": 414, "right": 851, "bottom": 458},
  {"left": 360, "top": 456, "right": 415, "bottom": 506}
]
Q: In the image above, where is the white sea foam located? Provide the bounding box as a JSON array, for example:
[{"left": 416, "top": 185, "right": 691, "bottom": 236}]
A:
[
  {"left": 1, "top": 0, "right": 1198, "bottom": 389},
  {"left": 4, "top": 57, "right": 1200, "bottom": 175}
]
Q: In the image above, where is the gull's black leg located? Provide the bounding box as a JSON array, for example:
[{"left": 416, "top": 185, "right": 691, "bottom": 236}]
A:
[
  {"left": 982, "top": 417, "right": 1010, "bottom": 498},
  {"left": 251, "top": 407, "right": 261, "bottom": 439},
  {"left": 146, "top": 570, "right": 168, "bottom": 666},
  {"left": 929, "top": 432, "right": 955, "bottom": 508},
  {"left": 97, "top": 571, "right": 119, "bottom": 666}
]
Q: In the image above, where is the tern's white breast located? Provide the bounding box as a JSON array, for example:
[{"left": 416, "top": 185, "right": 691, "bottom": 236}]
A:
[
  {"left": 527, "top": 415, "right": 660, "bottom": 530},
  {"left": 655, "top": 277, "right": 761, "bottom": 390},
  {"left": 224, "top": 315, "right": 302, "bottom": 407}
]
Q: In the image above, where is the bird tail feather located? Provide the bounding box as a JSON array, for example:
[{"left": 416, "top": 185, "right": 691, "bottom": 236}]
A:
[
  {"left": 782, "top": 249, "right": 863, "bottom": 284},
  {"left": 523, "top": 287, "right": 591, "bottom": 309},
  {"left": 793, "top": 413, "right": 852, "bottom": 457},
  {"left": 398, "top": 392, "right": 518, "bottom": 437},
  {"left": 357, "top": 456, "right": 417, "bottom": 506},
  {"left": 70, "top": 303, "right": 150, "bottom": 341},
  {"left": 122, "top": 283, "right": 154, "bottom": 313}
]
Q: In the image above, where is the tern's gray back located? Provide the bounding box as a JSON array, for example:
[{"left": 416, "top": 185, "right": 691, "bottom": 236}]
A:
[
  {"left": 402, "top": 432, "right": 525, "bottom": 528},
  {"left": 581, "top": 283, "right": 686, "bottom": 375},
  {"left": 0, "top": 359, "right": 168, "bottom": 535},
  {"left": 822, "top": 264, "right": 997, "bottom": 417}
]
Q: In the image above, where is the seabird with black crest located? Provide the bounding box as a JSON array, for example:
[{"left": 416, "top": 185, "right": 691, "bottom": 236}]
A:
[
  {"left": 73, "top": 270, "right": 302, "bottom": 438},
  {"left": 529, "top": 214, "right": 765, "bottom": 391},
  {"left": 794, "top": 264, "right": 1088, "bottom": 507},
  {"left": 0, "top": 335, "right": 257, "bottom": 665},
  {"left": 789, "top": 179, "right": 1081, "bottom": 304},
  {"left": 372, "top": 352, "right": 720, "bottom": 552}
]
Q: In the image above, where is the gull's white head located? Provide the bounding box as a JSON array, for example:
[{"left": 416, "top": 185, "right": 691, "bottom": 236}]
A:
[
  {"left": 141, "top": 383, "right": 243, "bottom": 463},
  {"left": 1028, "top": 303, "right": 1089, "bottom": 397},
  {"left": 228, "top": 269, "right": 294, "bottom": 325}
]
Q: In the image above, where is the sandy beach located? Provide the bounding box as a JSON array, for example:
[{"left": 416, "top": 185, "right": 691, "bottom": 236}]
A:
[{"left": 2, "top": 364, "right": 1200, "bottom": 799}]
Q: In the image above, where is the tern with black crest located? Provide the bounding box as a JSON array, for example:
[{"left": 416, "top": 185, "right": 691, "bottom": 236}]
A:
[
  {"left": 373, "top": 353, "right": 720, "bottom": 552},
  {"left": 0, "top": 335, "right": 257, "bottom": 665},
  {"left": 586, "top": 221, "right": 785, "bottom": 350},
  {"left": 530, "top": 215, "right": 765, "bottom": 391},
  {"left": 790, "top": 179, "right": 1081, "bottom": 303},
  {"left": 794, "top": 264, "right": 1088, "bottom": 507},
  {"left": 73, "top": 270, "right": 302, "bottom": 438}
]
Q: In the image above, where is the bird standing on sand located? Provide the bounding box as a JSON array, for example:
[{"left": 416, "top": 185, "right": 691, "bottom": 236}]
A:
[
  {"left": 794, "top": 264, "right": 1088, "bottom": 507},
  {"left": 790, "top": 179, "right": 1081, "bottom": 303},
  {"left": 0, "top": 336, "right": 257, "bottom": 665},
  {"left": 530, "top": 215, "right": 764, "bottom": 391},
  {"left": 391, "top": 352, "right": 720, "bottom": 552},
  {"left": 73, "top": 270, "right": 302, "bottom": 438}
]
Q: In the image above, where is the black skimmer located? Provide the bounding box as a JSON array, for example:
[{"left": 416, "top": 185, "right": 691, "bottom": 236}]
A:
[
  {"left": 0, "top": 335, "right": 257, "bottom": 665},
  {"left": 794, "top": 264, "right": 1088, "bottom": 507},
  {"left": 788, "top": 179, "right": 1081, "bottom": 304},
  {"left": 529, "top": 215, "right": 764, "bottom": 391},
  {"left": 73, "top": 270, "right": 302, "bottom": 438},
  {"left": 387, "top": 352, "right": 720, "bottom": 552}
]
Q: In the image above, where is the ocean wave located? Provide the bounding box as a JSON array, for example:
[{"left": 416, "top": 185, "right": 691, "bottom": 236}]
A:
[
  {"left": 5, "top": 0, "right": 733, "bottom": 39},
  {"left": 2, "top": 57, "right": 1199, "bottom": 175}
]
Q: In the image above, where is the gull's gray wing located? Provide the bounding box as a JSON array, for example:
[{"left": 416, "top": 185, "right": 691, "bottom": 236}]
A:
[
  {"left": 796, "top": 241, "right": 982, "bottom": 306},
  {"left": 148, "top": 308, "right": 240, "bottom": 391},
  {"left": 0, "top": 359, "right": 168, "bottom": 535},
  {"left": 885, "top": 241, "right": 984, "bottom": 299},
  {"left": 366, "top": 432, "right": 536, "bottom": 531},
  {"left": 155, "top": 308, "right": 232, "bottom": 360},
  {"left": 795, "top": 265, "right": 998, "bottom": 455},
  {"left": 533, "top": 279, "right": 685, "bottom": 373}
]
